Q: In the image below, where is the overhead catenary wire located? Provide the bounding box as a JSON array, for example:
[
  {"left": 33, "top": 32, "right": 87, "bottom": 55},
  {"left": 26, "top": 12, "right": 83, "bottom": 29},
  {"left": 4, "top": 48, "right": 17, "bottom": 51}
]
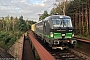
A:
[
  {"left": 29, "top": 0, "right": 56, "bottom": 21},
  {"left": 37, "top": 0, "right": 55, "bottom": 14}
]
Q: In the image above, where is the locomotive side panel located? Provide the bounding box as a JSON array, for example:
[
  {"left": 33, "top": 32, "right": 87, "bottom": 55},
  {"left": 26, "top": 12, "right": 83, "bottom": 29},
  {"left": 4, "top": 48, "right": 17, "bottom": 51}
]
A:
[
  {"left": 43, "top": 20, "right": 52, "bottom": 44},
  {"left": 35, "top": 21, "right": 44, "bottom": 37}
]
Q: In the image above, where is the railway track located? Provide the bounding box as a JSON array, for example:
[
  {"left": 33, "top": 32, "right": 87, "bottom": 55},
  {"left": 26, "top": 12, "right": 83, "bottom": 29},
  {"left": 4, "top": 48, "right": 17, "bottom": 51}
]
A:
[
  {"left": 0, "top": 55, "right": 3, "bottom": 58},
  {"left": 49, "top": 49, "right": 81, "bottom": 60},
  {"left": 36, "top": 36, "right": 89, "bottom": 60}
]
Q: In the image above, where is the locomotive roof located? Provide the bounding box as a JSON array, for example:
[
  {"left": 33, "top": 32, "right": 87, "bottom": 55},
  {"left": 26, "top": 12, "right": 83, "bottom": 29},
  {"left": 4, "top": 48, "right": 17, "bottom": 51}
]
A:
[
  {"left": 44, "top": 15, "right": 71, "bottom": 21},
  {"left": 36, "top": 15, "right": 71, "bottom": 24},
  {"left": 51, "top": 15, "right": 71, "bottom": 19}
]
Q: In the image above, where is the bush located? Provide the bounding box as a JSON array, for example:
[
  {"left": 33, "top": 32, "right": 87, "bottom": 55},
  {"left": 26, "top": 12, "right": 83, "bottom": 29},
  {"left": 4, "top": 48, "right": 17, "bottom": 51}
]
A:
[{"left": 0, "top": 31, "right": 23, "bottom": 50}]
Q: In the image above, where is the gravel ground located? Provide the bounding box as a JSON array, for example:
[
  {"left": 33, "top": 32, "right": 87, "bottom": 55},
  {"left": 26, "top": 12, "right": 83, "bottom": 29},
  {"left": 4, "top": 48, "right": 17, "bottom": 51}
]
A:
[{"left": 7, "top": 34, "right": 24, "bottom": 58}]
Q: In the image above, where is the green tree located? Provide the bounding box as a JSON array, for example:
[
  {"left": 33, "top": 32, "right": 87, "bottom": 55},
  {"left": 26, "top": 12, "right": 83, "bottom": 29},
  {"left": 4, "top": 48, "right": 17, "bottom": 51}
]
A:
[
  {"left": 39, "top": 10, "right": 49, "bottom": 20},
  {"left": 0, "top": 15, "right": 37, "bottom": 50},
  {"left": 5, "top": 15, "right": 11, "bottom": 31},
  {"left": 10, "top": 16, "right": 13, "bottom": 20},
  {"left": 50, "top": 8, "right": 56, "bottom": 15},
  {"left": 50, "top": 0, "right": 70, "bottom": 15},
  {"left": 18, "top": 16, "right": 27, "bottom": 32}
]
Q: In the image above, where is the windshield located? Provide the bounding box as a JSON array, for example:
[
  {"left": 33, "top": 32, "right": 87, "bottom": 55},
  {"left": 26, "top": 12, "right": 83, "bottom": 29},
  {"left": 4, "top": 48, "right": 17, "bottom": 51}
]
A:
[{"left": 52, "top": 18, "right": 72, "bottom": 27}]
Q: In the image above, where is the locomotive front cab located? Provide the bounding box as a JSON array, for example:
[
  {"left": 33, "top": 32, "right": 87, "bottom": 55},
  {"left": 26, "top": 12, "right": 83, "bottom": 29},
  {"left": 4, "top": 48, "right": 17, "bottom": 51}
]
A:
[{"left": 49, "top": 15, "right": 77, "bottom": 49}]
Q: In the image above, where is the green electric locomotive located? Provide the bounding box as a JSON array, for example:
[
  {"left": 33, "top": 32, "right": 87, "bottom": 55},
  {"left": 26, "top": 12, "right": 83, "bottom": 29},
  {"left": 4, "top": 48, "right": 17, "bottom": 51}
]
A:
[{"left": 34, "top": 15, "right": 77, "bottom": 50}]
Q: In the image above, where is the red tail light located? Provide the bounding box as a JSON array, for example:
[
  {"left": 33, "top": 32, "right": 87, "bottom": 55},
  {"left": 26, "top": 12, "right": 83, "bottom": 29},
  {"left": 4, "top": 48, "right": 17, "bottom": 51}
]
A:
[{"left": 66, "top": 40, "right": 69, "bottom": 42}]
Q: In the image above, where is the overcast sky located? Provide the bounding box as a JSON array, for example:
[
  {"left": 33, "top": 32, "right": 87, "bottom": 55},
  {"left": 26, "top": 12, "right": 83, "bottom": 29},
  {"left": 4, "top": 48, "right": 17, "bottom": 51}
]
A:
[{"left": 0, "top": 0, "right": 64, "bottom": 22}]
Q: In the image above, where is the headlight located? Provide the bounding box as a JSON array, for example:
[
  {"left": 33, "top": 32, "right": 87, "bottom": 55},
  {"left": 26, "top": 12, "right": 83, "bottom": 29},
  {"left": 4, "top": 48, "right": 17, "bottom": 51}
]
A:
[
  {"left": 72, "top": 34, "right": 74, "bottom": 37},
  {"left": 50, "top": 32, "right": 53, "bottom": 37}
]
